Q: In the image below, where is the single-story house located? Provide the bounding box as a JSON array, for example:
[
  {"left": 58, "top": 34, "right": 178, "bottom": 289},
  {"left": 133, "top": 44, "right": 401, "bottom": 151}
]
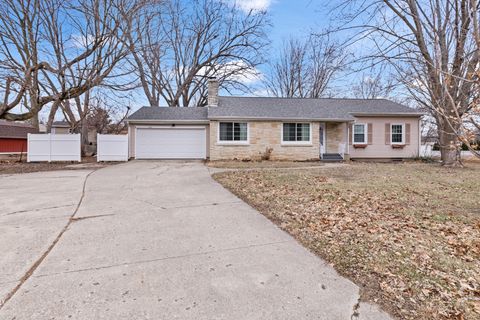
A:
[
  {"left": 51, "top": 121, "right": 72, "bottom": 134},
  {"left": 126, "top": 79, "right": 423, "bottom": 161},
  {"left": 0, "top": 120, "right": 38, "bottom": 154},
  {"left": 51, "top": 120, "right": 100, "bottom": 144}
]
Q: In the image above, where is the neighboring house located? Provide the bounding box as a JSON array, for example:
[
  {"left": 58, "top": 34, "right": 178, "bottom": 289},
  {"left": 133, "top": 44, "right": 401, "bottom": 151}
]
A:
[
  {"left": 0, "top": 120, "right": 38, "bottom": 154},
  {"left": 51, "top": 121, "right": 71, "bottom": 134},
  {"left": 51, "top": 121, "right": 100, "bottom": 144},
  {"left": 126, "top": 79, "right": 423, "bottom": 161}
]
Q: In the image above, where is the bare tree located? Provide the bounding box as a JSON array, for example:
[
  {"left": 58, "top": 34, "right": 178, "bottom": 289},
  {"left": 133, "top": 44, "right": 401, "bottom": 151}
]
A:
[
  {"left": 124, "top": 0, "right": 269, "bottom": 107},
  {"left": 0, "top": 0, "right": 139, "bottom": 127},
  {"left": 86, "top": 95, "right": 130, "bottom": 135},
  {"left": 264, "top": 35, "right": 348, "bottom": 98},
  {"left": 332, "top": 0, "right": 480, "bottom": 165},
  {"left": 352, "top": 71, "right": 395, "bottom": 99}
]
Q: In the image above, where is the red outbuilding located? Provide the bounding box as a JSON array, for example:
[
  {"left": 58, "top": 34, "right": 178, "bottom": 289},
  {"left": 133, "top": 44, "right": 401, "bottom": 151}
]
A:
[{"left": 0, "top": 120, "right": 38, "bottom": 154}]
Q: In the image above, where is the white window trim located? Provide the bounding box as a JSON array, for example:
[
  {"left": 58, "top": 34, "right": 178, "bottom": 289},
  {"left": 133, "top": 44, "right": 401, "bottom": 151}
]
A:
[
  {"left": 390, "top": 123, "right": 405, "bottom": 145},
  {"left": 216, "top": 121, "right": 250, "bottom": 145},
  {"left": 281, "top": 122, "right": 312, "bottom": 145},
  {"left": 352, "top": 123, "right": 367, "bottom": 145}
]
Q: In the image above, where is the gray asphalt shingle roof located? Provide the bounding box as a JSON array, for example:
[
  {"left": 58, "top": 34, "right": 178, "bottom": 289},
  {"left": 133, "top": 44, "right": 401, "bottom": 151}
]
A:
[
  {"left": 52, "top": 121, "right": 70, "bottom": 127},
  {"left": 128, "top": 106, "right": 209, "bottom": 121},
  {"left": 212, "top": 97, "right": 421, "bottom": 120},
  {"left": 127, "top": 97, "right": 422, "bottom": 122}
]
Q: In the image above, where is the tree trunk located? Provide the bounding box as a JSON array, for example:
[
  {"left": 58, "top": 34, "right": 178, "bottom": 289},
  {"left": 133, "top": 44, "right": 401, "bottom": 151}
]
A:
[
  {"left": 31, "top": 113, "right": 39, "bottom": 130},
  {"left": 80, "top": 120, "right": 89, "bottom": 156},
  {"left": 46, "top": 102, "right": 61, "bottom": 133},
  {"left": 439, "top": 122, "right": 461, "bottom": 166}
]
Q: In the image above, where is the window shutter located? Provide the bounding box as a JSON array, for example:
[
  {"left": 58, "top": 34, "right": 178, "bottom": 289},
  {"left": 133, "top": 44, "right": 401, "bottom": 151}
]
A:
[
  {"left": 405, "top": 123, "right": 411, "bottom": 145},
  {"left": 385, "top": 123, "right": 390, "bottom": 145},
  {"left": 349, "top": 124, "right": 353, "bottom": 145},
  {"left": 368, "top": 123, "right": 373, "bottom": 145}
]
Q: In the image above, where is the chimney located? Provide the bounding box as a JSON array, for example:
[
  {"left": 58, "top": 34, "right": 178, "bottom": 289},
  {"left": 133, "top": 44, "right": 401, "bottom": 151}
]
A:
[{"left": 207, "top": 77, "right": 219, "bottom": 107}]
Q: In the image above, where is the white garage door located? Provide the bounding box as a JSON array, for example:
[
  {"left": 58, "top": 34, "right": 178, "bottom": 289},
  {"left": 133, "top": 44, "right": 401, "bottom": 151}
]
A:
[{"left": 135, "top": 126, "right": 207, "bottom": 159}]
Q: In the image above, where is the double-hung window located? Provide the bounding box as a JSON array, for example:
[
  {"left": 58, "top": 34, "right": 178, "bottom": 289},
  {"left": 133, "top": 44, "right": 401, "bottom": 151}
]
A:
[
  {"left": 353, "top": 124, "right": 367, "bottom": 144},
  {"left": 219, "top": 122, "right": 248, "bottom": 142},
  {"left": 391, "top": 124, "right": 404, "bottom": 144},
  {"left": 282, "top": 123, "right": 311, "bottom": 143}
]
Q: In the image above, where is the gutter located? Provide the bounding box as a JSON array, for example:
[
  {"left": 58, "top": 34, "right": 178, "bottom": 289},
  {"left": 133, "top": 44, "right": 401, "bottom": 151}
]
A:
[
  {"left": 126, "top": 119, "right": 209, "bottom": 124},
  {"left": 349, "top": 112, "right": 425, "bottom": 117},
  {"left": 207, "top": 116, "right": 354, "bottom": 122}
]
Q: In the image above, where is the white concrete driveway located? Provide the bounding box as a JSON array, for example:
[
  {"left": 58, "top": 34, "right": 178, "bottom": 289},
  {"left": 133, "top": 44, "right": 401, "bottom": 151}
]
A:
[{"left": 0, "top": 161, "right": 390, "bottom": 319}]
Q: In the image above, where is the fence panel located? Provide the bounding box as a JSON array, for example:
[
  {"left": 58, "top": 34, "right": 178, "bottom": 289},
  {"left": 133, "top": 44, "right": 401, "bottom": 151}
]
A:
[
  {"left": 27, "top": 134, "right": 81, "bottom": 162},
  {"left": 420, "top": 144, "right": 433, "bottom": 157},
  {"left": 97, "top": 134, "right": 128, "bottom": 162}
]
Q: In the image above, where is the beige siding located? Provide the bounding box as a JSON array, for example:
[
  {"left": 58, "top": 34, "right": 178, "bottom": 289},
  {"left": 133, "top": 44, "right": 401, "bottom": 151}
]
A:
[
  {"left": 206, "top": 125, "right": 210, "bottom": 158},
  {"left": 209, "top": 121, "right": 320, "bottom": 161},
  {"left": 51, "top": 127, "right": 70, "bottom": 134},
  {"left": 128, "top": 124, "right": 136, "bottom": 158},
  {"left": 127, "top": 117, "right": 420, "bottom": 161},
  {"left": 349, "top": 117, "right": 420, "bottom": 159}
]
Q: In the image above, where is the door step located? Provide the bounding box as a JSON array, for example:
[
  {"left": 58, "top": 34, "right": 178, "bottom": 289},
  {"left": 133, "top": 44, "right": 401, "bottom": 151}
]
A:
[{"left": 321, "top": 153, "right": 344, "bottom": 162}]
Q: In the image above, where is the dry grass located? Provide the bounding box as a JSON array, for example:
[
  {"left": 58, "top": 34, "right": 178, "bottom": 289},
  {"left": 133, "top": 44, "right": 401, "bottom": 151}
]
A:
[
  {"left": 207, "top": 159, "right": 325, "bottom": 169},
  {"left": 213, "top": 162, "right": 480, "bottom": 319},
  {"left": 0, "top": 157, "right": 110, "bottom": 175}
]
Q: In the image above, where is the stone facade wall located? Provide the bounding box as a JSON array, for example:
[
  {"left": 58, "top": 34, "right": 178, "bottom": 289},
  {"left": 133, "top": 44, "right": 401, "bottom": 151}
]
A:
[
  {"left": 209, "top": 121, "right": 320, "bottom": 160},
  {"left": 326, "top": 122, "right": 347, "bottom": 154}
]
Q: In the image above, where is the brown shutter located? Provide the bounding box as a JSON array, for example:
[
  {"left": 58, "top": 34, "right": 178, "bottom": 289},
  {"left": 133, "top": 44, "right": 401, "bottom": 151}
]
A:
[
  {"left": 367, "top": 123, "right": 373, "bottom": 145},
  {"left": 405, "top": 123, "right": 411, "bottom": 145},
  {"left": 385, "top": 123, "right": 390, "bottom": 145},
  {"left": 349, "top": 124, "right": 353, "bottom": 145}
]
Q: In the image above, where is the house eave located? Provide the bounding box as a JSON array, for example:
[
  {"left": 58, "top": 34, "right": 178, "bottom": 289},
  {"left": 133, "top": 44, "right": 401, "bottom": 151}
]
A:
[
  {"left": 350, "top": 112, "right": 424, "bottom": 117},
  {"left": 207, "top": 116, "right": 353, "bottom": 122},
  {"left": 127, "top": 119, "right": 209, "bottom": 124},
  {"left": 0, "top": 136, "right": 28, "bottom": 139}
]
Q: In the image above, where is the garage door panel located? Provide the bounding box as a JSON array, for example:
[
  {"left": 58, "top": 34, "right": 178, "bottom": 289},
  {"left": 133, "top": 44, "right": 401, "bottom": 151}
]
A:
[{"left": 136, "top": 127, "right": 206, "bottom": 159}]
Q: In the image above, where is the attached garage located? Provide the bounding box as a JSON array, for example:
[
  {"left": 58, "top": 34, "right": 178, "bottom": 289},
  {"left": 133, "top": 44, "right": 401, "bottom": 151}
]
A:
[
  {"left": 135, "top": 126, "right": 207, "bottom": 159},
  {"left": 127, "top": 107, "right": 210, "bottom": 160}
]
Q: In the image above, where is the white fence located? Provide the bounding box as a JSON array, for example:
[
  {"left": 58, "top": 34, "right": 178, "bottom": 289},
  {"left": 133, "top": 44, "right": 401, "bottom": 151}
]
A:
[
  {"left": 27, "top": 134, "right": 81, "bottom": 162},
  {"left": 430, "top": 150, "right": 478, "bottom": 160},
  {"left": 97, "top": 134, "right": 128, "bottom": 162},
  {"left": 420, "top": 144, "right": 434, "bottom": 157},
  {"left": 420, "top": 144, "right": 478, "bottom": 160}
]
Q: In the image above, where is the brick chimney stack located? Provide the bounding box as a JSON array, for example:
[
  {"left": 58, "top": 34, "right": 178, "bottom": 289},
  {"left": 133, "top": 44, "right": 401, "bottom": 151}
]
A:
[{"left": 207, "top": 77, "right": 219, "bottom": 107}]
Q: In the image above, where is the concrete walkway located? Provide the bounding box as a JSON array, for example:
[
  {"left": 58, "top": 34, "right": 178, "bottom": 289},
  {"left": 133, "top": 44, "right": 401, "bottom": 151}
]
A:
[{"left": 0, "top": 161, "right": 390, "bottom": 319}]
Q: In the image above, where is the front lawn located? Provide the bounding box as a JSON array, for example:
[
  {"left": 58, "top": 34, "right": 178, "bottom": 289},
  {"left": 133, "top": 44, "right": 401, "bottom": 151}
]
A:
[
  {"left": 207, "top": 159, "right": 326, "bottom": 169},
  {"left": 213, "top": 162, "right": 480, "bottom": 319}
]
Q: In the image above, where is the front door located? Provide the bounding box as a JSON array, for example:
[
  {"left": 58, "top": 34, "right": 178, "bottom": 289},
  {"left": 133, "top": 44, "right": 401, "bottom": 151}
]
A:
[{"left": 319, "top": 123, "right": 326, "bottom": 157}]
